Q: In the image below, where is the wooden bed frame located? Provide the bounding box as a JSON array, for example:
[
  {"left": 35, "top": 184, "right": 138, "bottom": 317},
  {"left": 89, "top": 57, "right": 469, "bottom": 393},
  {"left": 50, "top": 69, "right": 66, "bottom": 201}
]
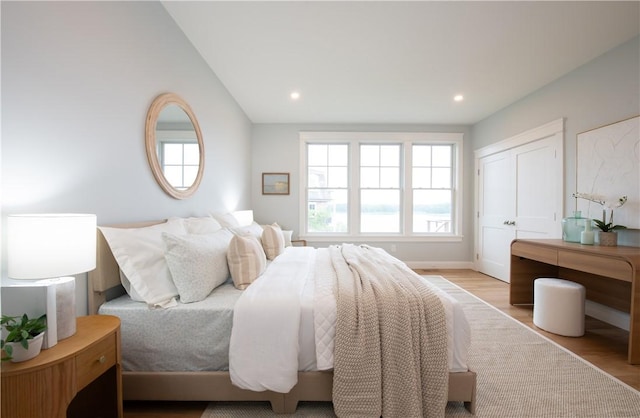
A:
[{"left": 88, "top": 221, "right": 476, "bottom": 414}]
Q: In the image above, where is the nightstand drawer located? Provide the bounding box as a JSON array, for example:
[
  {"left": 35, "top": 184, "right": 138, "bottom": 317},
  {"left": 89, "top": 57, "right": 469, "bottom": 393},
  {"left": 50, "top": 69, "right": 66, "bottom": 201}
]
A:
[{"left": 76, "top": 334, "right": 116, "bottom": 390}]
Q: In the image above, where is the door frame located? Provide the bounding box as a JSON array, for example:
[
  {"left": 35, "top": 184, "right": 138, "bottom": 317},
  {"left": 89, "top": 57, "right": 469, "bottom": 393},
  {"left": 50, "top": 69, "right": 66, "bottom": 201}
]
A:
[{"left": 474, "top": 118, "right": 565, "bottom": 274}]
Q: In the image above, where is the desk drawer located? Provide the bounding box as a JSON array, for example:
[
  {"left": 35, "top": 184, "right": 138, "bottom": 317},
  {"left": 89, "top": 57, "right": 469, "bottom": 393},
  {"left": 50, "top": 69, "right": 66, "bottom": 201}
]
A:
[
  {"left": 76, "top": 335, "right": 116, "bottom": 391},
  {"left": 558, "top": 250, "right": 632, "bottom": 282},
  {"left": 511, "top": 241, "right": 557, "bottom": 265}
]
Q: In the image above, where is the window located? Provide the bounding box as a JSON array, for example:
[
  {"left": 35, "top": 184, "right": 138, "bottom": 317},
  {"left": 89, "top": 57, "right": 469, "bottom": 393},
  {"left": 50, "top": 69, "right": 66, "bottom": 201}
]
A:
[
  {"left": 159, "top": 141, "right": 200, "bottom": 190},
  {"left": 156, "top": 129, "right": 200, "bottom": 191},
  {"left": 360, "top": 144, "right": 401, "bottom": 233},
  {"left": 300, "top": 132, "right": 463, "bottom": 241},
  {"left": 306, "top": 144, "right": 349, "bottom": 233}
]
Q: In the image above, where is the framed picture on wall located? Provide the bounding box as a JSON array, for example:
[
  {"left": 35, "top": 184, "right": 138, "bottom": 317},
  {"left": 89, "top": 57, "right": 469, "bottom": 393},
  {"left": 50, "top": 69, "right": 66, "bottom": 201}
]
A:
[
  {"left": 262, "top": 173, "right": 290, "bottom": 195},
  {"left": 576, "top": 115, "right": 639, "bottom": 229}
]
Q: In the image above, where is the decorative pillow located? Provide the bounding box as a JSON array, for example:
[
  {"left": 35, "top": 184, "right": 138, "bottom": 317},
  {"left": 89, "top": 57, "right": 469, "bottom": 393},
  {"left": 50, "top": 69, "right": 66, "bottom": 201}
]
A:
[
  {"left": 176, "top": 216, "right": 223, "bottom": 234},
  {"left": 261, "top": 223, "right": 285, "bottom": 260},
  {"left": 226, "top": 234, "right": 266, "bottom": 290},
  {"left": 229, "top": 221, "right": 263, "bottom": 240},
  {"left": 211, "top": 212, "right": 241, "bottom": 228},
  {"left": 162, "top": 229, "right": 233, "bottom": 303},
  {"left": 99, "top": 218, "right": 187, "bottom": 307},
  {"left": 282, "top": 230, "right": 293, "bottom": 247}
]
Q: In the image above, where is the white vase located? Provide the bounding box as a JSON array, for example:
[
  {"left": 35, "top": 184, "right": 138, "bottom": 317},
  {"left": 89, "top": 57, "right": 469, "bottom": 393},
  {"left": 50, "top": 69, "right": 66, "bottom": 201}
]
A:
[
  {"left": 6, "top": 332, "right": 44, "bottom": 363},
  {"left": 597, "top": 231, "right": 618, "bottom": 247}
]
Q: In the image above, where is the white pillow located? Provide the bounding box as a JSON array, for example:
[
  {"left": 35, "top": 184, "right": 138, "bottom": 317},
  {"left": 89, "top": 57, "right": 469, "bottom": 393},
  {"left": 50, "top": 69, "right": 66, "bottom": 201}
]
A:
[
  {"left": 211, "top": 212, "right": 241, "bottom": 228},
  {"left": 162, "top": 229, "right": 233, "bottom": 303},
  {"left": 227, "top": 234, "right": 266, "bottom": 290},
  {"left": 176, "top": 216, "right": 223, "bottom": 234},
  {"left": 282, "top": 230, "right": 293, "bottom": 247},
  {"left": 261, "top": 223, "right": 285, "bottom": 260},
  {"left": 230, "top": 221, "right": 263, "bottom": 239},
  {"left": 99, "top": 219, "right": 186, "bottom": 307}
]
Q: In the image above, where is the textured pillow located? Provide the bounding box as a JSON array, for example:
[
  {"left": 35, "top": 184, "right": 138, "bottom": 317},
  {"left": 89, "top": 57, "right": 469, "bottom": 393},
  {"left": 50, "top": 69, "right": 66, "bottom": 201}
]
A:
[
  {"left": 178, "top": 216, "right": 223, "bottom": 234},
  {"left": 230, "top": 221, "right": 263, "bottom": 240},
  {"left": 162, "top": 229, "right": 233, "bottom": 303},
  {"left": 261, "top": 223, "right": 285, "bottom": 260},
  {"left": 227, "top": 234, "right": 266, "bottom": 290},
  {"left": 281, "top": 230, "right": 293, "bottom": 247},
  {"left": 99, "top": 218, "right": 187, "bottom": 307}
]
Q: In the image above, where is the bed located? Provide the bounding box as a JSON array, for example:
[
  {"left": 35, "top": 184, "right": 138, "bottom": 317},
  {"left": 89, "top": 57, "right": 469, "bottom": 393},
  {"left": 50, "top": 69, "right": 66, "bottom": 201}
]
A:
[{"left": 88, "top": 217, "right": 476, "bottom": 415}]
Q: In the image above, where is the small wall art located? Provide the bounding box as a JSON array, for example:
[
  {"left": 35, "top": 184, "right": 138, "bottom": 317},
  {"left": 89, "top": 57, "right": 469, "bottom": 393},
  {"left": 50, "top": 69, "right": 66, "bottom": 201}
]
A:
[{"left": 262, "top": 173, "right": 290, "bottom": 195}]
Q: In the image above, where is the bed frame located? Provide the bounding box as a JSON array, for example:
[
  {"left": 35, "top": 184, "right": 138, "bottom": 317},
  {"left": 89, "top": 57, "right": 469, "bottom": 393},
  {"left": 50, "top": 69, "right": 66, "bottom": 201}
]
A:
[{"left": 88, "top": 221, "right": 476, "bottom": 414}]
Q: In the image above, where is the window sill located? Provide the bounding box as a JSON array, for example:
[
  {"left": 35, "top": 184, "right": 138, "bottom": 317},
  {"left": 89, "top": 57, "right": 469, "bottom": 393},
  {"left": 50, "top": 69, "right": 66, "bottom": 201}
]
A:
[{"left": 299, "top": 235, "right": 464, "bottom": 243}]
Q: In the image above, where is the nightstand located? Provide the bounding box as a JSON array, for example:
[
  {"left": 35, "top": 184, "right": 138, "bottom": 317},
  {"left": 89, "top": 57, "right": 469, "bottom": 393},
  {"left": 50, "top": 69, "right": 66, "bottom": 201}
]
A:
[{"left": 1, "top": 315, "right": 122, "bottom": 418}]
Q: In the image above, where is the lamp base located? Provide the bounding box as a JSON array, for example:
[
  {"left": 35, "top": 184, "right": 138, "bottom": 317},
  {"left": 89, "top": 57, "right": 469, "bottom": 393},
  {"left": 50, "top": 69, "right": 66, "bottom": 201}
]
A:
[
  {"left": 53, "top": 277, "right": 76, "bottom": 340},
  {"left": 36, "top": 277, "right": 76, "bottom": 341}
]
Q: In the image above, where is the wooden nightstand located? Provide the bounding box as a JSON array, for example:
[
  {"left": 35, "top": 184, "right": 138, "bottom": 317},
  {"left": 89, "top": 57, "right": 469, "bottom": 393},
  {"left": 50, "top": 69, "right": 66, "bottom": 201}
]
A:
[{"left": 1, "top": 315, "right": 122, "bottom": 418}]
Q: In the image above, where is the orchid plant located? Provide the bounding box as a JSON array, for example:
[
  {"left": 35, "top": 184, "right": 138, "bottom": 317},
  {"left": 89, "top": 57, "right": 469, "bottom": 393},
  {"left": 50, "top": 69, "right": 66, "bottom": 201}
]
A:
[{"left": 572, "top": 193, "right": 628, "bottom": 232}]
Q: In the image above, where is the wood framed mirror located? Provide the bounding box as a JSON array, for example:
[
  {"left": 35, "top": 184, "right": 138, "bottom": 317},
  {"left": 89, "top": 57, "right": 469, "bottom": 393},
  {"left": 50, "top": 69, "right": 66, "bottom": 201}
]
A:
[{"left": 145, "top": 93, "right": 205, "bottom": 199}]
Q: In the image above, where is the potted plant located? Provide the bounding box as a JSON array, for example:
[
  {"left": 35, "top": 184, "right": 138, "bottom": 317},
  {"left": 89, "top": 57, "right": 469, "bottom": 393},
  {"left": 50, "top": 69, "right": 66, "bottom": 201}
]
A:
[
  {"left": 573, "top": 193, "right": 627, "bottom": 246},
  {"left": 1, "top": 313, "right": 47, "bottom": 362}
]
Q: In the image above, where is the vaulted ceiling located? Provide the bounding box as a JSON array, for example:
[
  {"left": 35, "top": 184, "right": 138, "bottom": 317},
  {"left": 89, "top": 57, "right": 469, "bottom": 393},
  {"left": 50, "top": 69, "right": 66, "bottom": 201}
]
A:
[{"left": 163, "top": 1, "right": 640, "bottom": 125}]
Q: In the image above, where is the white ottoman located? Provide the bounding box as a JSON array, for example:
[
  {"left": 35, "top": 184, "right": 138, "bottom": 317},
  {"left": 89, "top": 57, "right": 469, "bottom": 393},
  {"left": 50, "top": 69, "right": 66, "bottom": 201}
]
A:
[{"left": 533, "top": 278, "right": 585, "bottom": 337}]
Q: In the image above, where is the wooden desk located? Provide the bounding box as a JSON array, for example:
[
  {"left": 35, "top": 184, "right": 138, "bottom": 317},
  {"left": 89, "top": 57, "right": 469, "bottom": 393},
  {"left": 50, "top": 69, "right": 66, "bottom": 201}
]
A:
[
  {"left": 510, "top": 239, "right": 640, "bottom": 364},
  {"left": 1, "top": 315, "right": 122, "bottom": 418}
]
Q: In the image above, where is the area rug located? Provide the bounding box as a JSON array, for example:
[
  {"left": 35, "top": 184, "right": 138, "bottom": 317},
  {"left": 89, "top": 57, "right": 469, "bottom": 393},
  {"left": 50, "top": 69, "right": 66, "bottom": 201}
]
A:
[{"left": 202, "top": 275, "right": 640, "bottom": 417}]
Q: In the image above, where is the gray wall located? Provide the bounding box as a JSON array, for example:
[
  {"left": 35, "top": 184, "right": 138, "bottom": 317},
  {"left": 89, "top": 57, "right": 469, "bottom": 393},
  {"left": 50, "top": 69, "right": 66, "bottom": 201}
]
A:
[
  {"left": 251, "top": 123, "right": 474, "bottom": 265},
  {"left": 472, "top": 36, "right": 639, "bottom": 247},
  {"left": 1, "top": 2, "right": 253, "bottom": 313}
]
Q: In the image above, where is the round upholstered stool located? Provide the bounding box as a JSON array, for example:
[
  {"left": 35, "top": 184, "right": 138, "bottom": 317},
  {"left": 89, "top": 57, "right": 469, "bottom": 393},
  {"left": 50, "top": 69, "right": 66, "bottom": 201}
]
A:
[{"left": 533, "top": 278, "right": 585, "bottom": 337}]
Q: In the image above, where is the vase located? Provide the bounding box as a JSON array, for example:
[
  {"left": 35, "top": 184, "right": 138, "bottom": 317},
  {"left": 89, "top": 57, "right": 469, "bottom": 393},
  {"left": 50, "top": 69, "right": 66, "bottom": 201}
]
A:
[
  {"left": 597, "top": 231, "right": 618, "bottom": 247},
  {"left": 6, "top": 332, "right": 44, "bottom": 363},
  {"left": 562, "top": 211, "right": 584, "bottom": 243},
  {"left": 580, "top": 219, "right": 594, "bottom": 245}
]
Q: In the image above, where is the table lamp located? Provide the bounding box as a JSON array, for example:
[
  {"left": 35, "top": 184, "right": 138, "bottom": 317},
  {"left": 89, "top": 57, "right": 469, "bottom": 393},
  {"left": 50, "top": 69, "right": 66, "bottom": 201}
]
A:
[{"left": 5, "top": 214, "right": 97, "bottom": 347}]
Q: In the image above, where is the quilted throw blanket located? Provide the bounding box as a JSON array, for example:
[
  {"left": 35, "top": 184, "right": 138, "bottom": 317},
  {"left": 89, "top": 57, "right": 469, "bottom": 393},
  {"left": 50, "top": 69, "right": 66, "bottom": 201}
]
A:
[{"left": 330, "top": 244, "right": 448, "bottom": 418}]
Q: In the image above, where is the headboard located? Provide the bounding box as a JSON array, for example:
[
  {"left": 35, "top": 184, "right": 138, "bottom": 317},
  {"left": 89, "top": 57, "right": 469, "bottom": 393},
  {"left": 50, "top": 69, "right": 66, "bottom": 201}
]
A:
[{"left": 88, "top": 220, "right": 165, "bottom": 314}]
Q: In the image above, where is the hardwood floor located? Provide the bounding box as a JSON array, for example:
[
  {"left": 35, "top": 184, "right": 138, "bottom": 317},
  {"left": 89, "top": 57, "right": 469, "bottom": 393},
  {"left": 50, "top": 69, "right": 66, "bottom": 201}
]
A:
[{"left": 123, "top": 269, "right": 639, "bottom": 417}]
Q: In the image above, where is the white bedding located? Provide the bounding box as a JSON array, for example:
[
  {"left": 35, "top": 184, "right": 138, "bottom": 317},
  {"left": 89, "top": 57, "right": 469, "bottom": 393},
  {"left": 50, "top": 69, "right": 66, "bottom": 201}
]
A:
[
  {"left": 230, "top": 246, "right": 470, "bottom": 393},
  {"left": 99, "top": 245, "right": 469, "bottom": 387}
]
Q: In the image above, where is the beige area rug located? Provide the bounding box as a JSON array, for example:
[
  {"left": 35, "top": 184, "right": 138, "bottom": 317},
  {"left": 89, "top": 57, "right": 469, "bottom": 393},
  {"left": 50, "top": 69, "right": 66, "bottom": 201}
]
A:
[{"left": 202, "top": 275, "right": 640, "bottom": 417}]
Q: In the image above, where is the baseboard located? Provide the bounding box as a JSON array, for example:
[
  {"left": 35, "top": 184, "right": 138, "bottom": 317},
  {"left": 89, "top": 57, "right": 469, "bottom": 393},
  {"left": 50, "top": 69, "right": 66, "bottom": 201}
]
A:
[
  {"left": 585, "top": 300, "right": 630, "bottom": 331},
  {"left": 406, "top": 261, "right": 475, "bottom": 270}
]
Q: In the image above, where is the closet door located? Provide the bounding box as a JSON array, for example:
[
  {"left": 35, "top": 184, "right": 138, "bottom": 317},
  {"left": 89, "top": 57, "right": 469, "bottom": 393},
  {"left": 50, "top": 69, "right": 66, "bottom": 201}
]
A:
[
  {"left": 477, "top": 150, "right": 515, "bottom": 281},
  {"left": 475, "top": 123, "right": 563, "bottom": 283}
]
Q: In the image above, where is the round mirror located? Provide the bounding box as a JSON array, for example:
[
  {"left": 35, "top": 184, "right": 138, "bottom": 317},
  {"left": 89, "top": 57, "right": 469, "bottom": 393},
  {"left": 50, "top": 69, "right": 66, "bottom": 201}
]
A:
[{"left": 145, "top": 93, "right": 205, "bottom": 199}]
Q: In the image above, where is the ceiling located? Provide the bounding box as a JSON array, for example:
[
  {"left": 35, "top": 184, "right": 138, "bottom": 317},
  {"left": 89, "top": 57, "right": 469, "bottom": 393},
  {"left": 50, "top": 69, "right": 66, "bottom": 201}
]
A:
[{"left": 162, "top": 1, "right": 640, "bottom": 125}]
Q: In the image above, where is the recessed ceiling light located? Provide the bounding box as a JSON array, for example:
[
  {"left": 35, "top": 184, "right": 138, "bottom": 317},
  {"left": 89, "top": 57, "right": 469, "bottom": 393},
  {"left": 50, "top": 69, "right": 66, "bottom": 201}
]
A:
[
  {"left": 454, "top": 94, "right": 464, "bottom": 102},
  {"left": 290, "top": 91, "right": 301, "bottom": 100}
]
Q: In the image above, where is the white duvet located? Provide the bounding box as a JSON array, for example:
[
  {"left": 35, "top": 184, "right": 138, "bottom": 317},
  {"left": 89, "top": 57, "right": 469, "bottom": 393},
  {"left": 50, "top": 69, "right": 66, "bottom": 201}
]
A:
[{"left": 229, "top": 246, "right": 470, "bottom": 393}]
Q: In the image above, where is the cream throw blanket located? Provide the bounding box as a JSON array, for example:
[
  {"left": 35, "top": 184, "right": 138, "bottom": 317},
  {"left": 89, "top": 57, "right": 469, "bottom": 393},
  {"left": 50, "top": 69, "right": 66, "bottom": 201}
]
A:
[{"left": 330, "top": 244, "right": 448, "bottom": 418}]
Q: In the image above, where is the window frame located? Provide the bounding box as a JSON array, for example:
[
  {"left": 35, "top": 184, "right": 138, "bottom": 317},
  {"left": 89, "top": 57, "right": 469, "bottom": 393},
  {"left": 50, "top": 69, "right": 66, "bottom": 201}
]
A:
[
  {"left": 299, "top": 131, "right": 464, "bottom": 242},
  {"left": 156, "top": 130, "right": 199, "bottom": 191}
]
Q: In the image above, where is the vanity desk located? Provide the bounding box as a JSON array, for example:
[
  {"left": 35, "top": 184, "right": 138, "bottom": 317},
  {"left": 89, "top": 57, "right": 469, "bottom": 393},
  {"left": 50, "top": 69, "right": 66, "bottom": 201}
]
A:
[{"left": 510, "top": 239, "right": 640, "bottom": 364}]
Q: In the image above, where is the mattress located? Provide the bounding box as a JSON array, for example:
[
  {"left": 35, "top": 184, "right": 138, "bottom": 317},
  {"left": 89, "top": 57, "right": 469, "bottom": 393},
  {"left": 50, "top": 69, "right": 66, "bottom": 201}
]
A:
[{"left": 99, "top": 279, "right": 242, "bottom": 372}]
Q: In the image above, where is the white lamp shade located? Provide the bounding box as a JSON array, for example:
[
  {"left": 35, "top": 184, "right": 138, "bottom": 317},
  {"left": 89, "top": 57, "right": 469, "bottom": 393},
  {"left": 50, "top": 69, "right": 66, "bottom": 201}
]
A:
[
  {"left": 8, "top": 214, "right": 97, "bottom": 279},
  {"left": 232, "top": 210, "right": 254, "bottom": 227}
]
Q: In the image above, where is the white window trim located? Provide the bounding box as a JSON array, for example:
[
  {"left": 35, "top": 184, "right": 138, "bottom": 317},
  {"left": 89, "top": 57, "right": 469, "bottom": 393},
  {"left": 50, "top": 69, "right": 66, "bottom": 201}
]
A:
[{"left": 299, "top": 131, "right": 464, "bottom": 242}]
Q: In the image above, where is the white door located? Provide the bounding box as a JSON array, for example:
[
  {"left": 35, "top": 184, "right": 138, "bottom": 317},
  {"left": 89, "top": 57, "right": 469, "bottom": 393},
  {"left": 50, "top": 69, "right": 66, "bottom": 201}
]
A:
[
  {"left": 476, "top": 123, "right": 563, "bottom": 282},
  {"left": 477, "top": 150, "right": 515, "bottom": 281}
]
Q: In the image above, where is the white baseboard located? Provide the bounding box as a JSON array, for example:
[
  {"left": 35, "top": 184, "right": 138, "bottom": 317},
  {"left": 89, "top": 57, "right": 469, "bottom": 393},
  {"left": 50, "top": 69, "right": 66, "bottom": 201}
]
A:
[
  {"left": 406, "top": 261, "right": 475, "bottom": 270},
  {"left": 585, "top": 300, "right": 630, "bottom": 331}
]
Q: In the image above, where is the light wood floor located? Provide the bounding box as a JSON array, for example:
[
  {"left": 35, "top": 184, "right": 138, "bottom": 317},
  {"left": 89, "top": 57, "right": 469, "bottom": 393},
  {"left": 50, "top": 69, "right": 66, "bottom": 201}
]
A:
[{"left": 123, "top": 269, "right": 639, "bottom": 418}]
